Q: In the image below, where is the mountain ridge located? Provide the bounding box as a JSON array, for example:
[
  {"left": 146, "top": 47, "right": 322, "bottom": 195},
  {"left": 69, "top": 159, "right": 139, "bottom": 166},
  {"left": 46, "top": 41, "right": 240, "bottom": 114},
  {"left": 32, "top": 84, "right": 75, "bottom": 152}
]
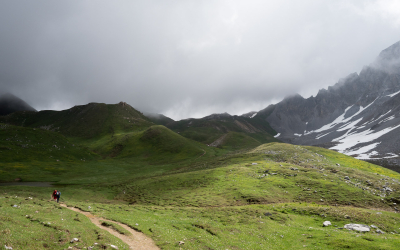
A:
[{"left": 259, "top": 40, "right": 400, "bottom": 170}]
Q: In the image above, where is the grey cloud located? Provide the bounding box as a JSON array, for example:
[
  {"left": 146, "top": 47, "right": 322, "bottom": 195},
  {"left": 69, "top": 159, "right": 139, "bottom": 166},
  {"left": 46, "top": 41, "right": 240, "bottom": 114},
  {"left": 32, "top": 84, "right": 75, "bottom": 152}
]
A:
[{"left": 1, "top": 0, "right": 399, "bottom": 120}]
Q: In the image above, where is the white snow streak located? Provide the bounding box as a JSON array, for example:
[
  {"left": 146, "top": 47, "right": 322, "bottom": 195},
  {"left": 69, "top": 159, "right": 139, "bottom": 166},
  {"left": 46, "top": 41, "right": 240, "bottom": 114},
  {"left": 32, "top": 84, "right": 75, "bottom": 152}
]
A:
[
  {"left": 387, "top": 90, "right": 400, "bottom": 98},
  {"left": 330, "top": 124, "right": 400, "bottom": 153},
  {"left": 250, "top": 112, "right": 257, "bottom": 118},
  {"left": 274, "top": 133, "right": 280, "bottom": 138}
]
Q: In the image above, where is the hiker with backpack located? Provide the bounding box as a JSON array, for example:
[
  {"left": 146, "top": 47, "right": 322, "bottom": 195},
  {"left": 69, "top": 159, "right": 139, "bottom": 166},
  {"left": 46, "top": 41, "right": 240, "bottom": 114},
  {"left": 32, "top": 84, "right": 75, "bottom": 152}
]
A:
[{"left": 51, "top": 190, "right": 61, "bottom": 203}]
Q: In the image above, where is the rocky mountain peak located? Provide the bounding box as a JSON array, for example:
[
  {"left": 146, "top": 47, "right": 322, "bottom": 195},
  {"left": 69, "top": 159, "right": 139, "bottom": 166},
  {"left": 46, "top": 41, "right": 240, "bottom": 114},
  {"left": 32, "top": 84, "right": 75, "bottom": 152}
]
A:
[{"left": 372, "top": 40, "right": 400, "bottom": 74}]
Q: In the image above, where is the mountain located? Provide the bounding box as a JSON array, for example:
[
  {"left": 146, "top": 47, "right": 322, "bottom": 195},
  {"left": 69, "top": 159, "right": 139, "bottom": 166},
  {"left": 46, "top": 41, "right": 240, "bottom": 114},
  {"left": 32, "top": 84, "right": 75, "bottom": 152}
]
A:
[
  {"left": 0, "top": 101, "right": 153, "bottom": 139},
  {"left": 165, "top": 112, "right": 279, "bottom": 149},
  {"left": 258, "top": 41, "right": 400, "bottom": 171},
  {"left": 143, "top": 112, "right": 175, "bottom": 126},
  {"left": 0, "top": 93, "right": 36, "bottom": 116}
]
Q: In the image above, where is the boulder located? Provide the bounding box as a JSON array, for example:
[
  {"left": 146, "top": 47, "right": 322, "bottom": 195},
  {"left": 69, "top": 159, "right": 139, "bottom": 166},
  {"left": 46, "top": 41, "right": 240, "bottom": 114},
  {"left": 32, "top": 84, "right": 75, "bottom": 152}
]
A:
[
  {"left": 344, "top": 224, "right": 370, "bottom": 232},
  {"left": 70, "top": 238, "right": 79, "bottom": 243},
  {"left": 323, "top": 221, "right": 331, "bottom": 227}
]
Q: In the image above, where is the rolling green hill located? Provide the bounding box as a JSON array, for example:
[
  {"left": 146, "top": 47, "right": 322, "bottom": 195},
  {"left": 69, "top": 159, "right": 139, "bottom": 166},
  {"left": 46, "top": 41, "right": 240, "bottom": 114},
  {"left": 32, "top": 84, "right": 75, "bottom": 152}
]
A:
[
  {"left": 1, "top": 102, "right": 400, "bottom": 249},
  {"left": 89, "top": 125, "right": 205, "bottom": 162},
  {"left": 165, "top": 113, "right": 279, "bottom": 149},
  {"left": 0, "top": 102, "right": 153, "bottom": 139}
]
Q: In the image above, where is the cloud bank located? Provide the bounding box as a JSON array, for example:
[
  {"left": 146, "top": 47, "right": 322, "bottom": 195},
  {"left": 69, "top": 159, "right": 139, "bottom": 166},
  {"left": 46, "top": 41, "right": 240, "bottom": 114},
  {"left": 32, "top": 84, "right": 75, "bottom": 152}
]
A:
[{"left": 1, "top": 0, "right": 399, "bottom": 119}]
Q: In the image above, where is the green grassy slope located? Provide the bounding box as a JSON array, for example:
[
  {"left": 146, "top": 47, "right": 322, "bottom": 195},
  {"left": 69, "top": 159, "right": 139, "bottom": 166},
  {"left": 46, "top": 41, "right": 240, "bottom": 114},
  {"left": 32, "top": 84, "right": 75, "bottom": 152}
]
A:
[
  {"left": 115, "top": 143, "right": 400, "bottom": 209},
  {"left": 0, "top": 102, "right": 153, "bottom": 139},
  {"left": 166, "top": 114, "right": 279, "bottom": 149},
  {"left": 1, "top": 106, "right": 400, "bottom": 250},
  {"left": 143, "top": 112, "right": 175, "bottom": 126},
  {"left": 90, "top": 125, "right": 205, "bottom": 162}
]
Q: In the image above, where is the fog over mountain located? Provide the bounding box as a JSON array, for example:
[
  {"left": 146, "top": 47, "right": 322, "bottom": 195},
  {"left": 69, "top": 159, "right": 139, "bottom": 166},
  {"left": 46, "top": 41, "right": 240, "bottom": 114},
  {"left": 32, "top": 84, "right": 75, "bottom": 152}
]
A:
[
  {"left": 259, "top": 41, "right": 400, "bottom": 170},
  {"left": 1, "top": 1, "right": 400, "bottom": 119}
]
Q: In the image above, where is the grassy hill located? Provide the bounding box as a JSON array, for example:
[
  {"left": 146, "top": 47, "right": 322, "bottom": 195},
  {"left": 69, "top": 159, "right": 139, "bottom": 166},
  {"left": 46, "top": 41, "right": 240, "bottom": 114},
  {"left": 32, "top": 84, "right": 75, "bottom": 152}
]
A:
[
  {"left": 0, "top": 102, "right": 153, "bottom": 139},
  {"left": 90, "top": 125, "right": 205, "bottom": 162},
  {"left": 1, "top": 103, "right": 400, "bottom": 249},
  {"left": 165, "top": 113, "right": 279, "bottom": 149}
]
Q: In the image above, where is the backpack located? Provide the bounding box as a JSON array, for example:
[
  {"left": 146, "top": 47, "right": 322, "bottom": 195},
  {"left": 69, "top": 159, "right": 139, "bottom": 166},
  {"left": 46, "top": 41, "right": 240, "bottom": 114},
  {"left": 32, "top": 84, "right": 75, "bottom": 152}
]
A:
[{"left": 56, "top": 191, "right": 61, "bottom": 197}]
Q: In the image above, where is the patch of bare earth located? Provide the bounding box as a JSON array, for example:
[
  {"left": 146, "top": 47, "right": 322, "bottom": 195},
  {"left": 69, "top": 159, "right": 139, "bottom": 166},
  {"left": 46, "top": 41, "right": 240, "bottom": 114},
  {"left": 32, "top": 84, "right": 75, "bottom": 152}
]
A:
[{"left": 60, "top": 204, "right": 159, "bottom": 250}]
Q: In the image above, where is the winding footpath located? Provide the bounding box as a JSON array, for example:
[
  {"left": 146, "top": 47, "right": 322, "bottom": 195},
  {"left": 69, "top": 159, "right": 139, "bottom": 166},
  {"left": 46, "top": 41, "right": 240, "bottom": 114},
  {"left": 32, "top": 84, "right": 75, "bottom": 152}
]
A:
[{"left": 60, "top": 204, "right": 159, "bottom": 250}]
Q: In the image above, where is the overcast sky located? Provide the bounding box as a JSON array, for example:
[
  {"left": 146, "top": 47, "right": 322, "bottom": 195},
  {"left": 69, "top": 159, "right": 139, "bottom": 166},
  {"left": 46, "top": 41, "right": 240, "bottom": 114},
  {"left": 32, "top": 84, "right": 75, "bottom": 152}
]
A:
[{"left": 1, "top": 0, "right": 400, "bottom": 120}]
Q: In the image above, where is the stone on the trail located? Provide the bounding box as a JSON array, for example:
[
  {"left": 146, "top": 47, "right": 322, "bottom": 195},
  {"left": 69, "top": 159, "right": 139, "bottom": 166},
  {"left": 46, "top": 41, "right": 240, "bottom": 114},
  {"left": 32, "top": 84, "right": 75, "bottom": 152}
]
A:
[
  {"left": 110, "top": 245, "right": 119, "bottom": 249},
  {"left": 179, "top": 241, "right": 185, "bottom": 245},
  {"left": 376, "top": 229, "right": 385, "bottom": 234},
  {"left": 344, "top": 224, "right": 370, "bottom": 232},
  {"left": 344, "top": 176, "right": 350, "bottom": 180},
  {"left": 70, "top": 238, "right": 79, "bottom": 243},
  {"left": 323, "top": 221, "right": 331, "bottom": 227}
]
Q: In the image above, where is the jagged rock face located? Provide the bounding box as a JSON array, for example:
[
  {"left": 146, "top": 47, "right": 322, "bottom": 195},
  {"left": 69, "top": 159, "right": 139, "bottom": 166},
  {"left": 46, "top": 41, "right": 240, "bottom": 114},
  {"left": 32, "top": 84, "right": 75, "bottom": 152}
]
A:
[{"left": 263, "top": 41, "right": 400, "bottom": 162}]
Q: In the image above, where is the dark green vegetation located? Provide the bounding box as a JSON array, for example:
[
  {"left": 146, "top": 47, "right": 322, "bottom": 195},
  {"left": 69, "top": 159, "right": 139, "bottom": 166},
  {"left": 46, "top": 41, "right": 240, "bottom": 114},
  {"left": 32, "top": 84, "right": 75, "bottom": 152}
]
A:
[
  {"left": 1, "top": 102, "right": 400, "bottom": 249},
  {"left": 164, "top": 112, "right": 279, "bottom": 149}
]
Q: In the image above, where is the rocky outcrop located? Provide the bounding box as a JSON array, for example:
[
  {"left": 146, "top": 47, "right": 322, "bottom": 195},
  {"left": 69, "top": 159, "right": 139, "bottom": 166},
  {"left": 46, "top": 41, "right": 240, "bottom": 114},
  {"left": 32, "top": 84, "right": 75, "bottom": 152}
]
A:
[{"left": 259, "top": 41, "right": 400, "bottom": 168}]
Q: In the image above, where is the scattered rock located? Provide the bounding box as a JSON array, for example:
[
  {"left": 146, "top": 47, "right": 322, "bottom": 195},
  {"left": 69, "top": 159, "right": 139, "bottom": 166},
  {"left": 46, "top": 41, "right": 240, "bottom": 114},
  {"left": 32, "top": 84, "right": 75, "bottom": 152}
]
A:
[
  {"left": 344, "top": 176, "right": 350, "bottom": 180},
  {"left": 336, "top": 163, "right": 340, "bottom": 167},
  {"left": 178, "top": 241, "right": 185, "bottom": 245},
  {"left": 252, "top": 163, "right": 258, "bottom": 165},
  {"left": 344, "top": 215, "right": 350, "bottom": 219},
  {"left": 4, "top": 246, "right": 12, "bottom": 250},
  {"left": 384, "top": 187, "right": 393, "bottom": 192},
  {"left": 264, "top": 212, "right": 272, "bottom": 216},
  {"left": 323, "top": 221, "right": 331, "bottom": 227},
  {"left": 344, "top": 224, "right": 370, "bottom": 232},
  {"left": 290, "top": 167, "right": 298, "bottom": 170},
  {"left": 110, "top": 245, "right": 119, "bottom": 249},
  {"left": 376, "top": 229, "right": 385, "bottom": 234},
  {"left": 370, "top": 225, "right": 378, "bottom": 229},
  {"left": 376, "top": 212, "right": 382, "bottom": 215},
  {"left": 70, "top": 238, "right": 79, "bottom": 243}
]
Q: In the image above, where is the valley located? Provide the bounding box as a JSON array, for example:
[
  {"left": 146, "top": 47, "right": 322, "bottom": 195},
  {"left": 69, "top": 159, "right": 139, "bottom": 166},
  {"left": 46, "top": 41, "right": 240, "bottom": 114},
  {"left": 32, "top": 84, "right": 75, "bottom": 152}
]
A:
[{"left": 1, "top": 102, "right": 400, "bottom": 249}]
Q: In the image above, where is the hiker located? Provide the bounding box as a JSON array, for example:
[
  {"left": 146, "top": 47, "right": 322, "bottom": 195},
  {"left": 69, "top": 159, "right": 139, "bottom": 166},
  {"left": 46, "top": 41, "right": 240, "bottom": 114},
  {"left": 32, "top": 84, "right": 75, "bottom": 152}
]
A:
[
  {"left": 56, "top": 190, "right": 61, "bottom": 203},
  {"left": 51, "top": 190, "right": 57, "bottom": 201}
]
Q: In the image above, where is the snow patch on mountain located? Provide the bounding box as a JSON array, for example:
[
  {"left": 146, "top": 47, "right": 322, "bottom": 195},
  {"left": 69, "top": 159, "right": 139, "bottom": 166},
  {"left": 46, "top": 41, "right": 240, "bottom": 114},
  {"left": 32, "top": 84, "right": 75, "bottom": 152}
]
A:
[
  {"left": 387, "top": 90, "right": 400, "bottom": 97},
  {"left": 330, "top": 124, "right": 400, "bottom": 157}
]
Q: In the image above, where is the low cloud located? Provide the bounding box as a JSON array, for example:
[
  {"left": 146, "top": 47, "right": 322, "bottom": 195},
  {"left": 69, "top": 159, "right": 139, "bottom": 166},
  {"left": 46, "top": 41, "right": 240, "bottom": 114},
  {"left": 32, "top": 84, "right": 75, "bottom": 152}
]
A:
[{"left": 0, "top": 1, "right": 399, "bottom": 119}]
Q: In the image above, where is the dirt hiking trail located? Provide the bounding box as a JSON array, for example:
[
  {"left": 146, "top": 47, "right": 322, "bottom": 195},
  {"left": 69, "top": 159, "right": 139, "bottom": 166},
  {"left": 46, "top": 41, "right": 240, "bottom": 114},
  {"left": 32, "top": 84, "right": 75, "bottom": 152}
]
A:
[{"left": 60, "top": 204, "right": 159, "bottom": 250}]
